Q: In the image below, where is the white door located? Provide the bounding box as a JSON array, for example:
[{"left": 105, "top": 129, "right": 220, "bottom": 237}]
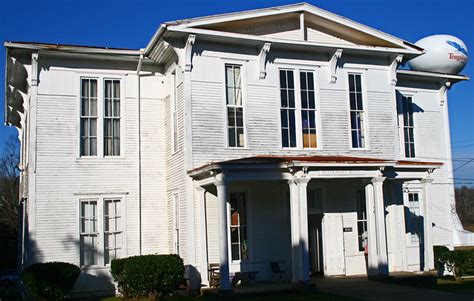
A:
[{"left": 322, "top": 213, "right": 345, "bottom": 275}]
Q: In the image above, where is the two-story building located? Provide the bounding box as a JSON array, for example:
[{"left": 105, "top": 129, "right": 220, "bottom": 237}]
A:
[{"left": 4, "top": 2, "right": 470, "bottom": 295}]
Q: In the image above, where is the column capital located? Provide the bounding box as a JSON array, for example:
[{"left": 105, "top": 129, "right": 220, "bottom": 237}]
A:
[
  {"left": 421, "top": 178, "right": 434, "bottom": 184},
  {"left": 294, "top": 176, "right": 310, "bottom": 185},
  {"left": 371, "top": 176, "right": 386, "bottom": 184},
  {"left": 214, "top": 173, "right": 227, "bottom": 187}
]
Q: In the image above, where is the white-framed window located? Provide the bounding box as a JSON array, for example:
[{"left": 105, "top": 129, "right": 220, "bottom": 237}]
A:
[
  {"left": 348, "top": 73, "right": 366, "bottom": 148},
  {"left": 172, "top": 193, "right": 180, "bottom": 255},
  {"left": 401, "top": 95, "right": 415, "bottom": 158},
  {"left": 225, "top": 64, "right": 245, "bottom": 147},
  {"left": 80, "top": 199, "right": 98, "bottom": 266},
  {"left": 104, "top": 80, "right": 121, "bottom": 156},
  {"left": 229, "top": 192, "right": 248, "bottom": 262},
  {"left": 406, "top": 192, "right": 421, "bottom": 243},
  {"left": 279, "top": 68, "right": 318, "bottom": 148},
  {"left": 79, "top": 77, "right": 122, "bottom": 158},
  {"left": 79, "top": 198, "right": 123, "bottom": 267},
  {"left": 104, "top": 199, "right": 123, "bottom": 264},
  {"left": 356, "top": 190, "right": 368, "bottom": 252},
  {"left": 80, "top": 79, "right": 98, "bottom": 156}
]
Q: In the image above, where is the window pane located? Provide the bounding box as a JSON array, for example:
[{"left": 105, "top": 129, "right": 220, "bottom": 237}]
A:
[
  {"left": 90, "top": 80, "right": 97, "bottom": 98},
  {"left": 228, "top": 128, "right": 236, "bottom": 147},
  {"left": 226, "top": 87, "right": 235, "bottom": 105},
  {"left": 113, "top": 80, "right": 120, "bottom": 98},
  {"left": 307, "top": 72, "right": 314, "bottom": 90},
  {"left": 236, "top": 108, "right": 243, "bottom": 127},
  {"left": 227, "top": 107, "right": 235, "bottom": 126},
  {"left": 231, "top": 244, "right": 240, "bottom": 261},
  {"left": 349, "top": 74, "right": 355, "bottom": 92},
  {"left": 287, "top": 70, "right": 294, "bottom": 89}
]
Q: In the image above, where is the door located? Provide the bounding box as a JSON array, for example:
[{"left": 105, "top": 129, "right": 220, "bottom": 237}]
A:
[
  {"left": 308, "top": 213, "right": 323, "bottom": 274},
  {"left": 322, "top": 213, "right": 345, "bottom": 275}
]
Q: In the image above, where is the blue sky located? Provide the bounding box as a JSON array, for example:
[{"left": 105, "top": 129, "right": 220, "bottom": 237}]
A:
[{"left": 1, "top": 0, "right": 473, "bottom": 185}]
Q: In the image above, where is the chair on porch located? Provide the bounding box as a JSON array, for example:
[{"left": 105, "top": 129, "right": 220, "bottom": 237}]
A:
[
  {"left": 208, "top": 263, "right": 220, "bottom": 288},
  {"left": 270, "top": 262, "right": 286, "bottom": 283}
]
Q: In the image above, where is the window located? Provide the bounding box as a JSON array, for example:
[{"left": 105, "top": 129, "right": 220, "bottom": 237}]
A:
[
  {"left": 356, "top": 190, "right": 368, "bottom": 252},
  {"left": 230, "top": 192, "right": 248, "bottom": 261},
  {"left": 402, "top": 96, "right": 415, "bottom": 158},
  {"left": 280, "top": 69, "right": 296, "bottom": 148},
  {"left": 225, "top": 65, "right": 244, "bottom": 147},
  {"left": 104, "top": 80, "right": 121, "bottom": 156},
  {"left": 80, "top": 79, "right": 98, "bottom": 156},
  {"left": 307, "top": 189, "right": 323, "bottom": 212},
  {"left": 80, "top": 200, "right": 98, "bottom": 266},
  {"left": 79, "top": 198, "right": 122, "bottom": 267},
  {"left": 348, "top": 74, "right": 365, "bottom": 148},
  {"left": 172, "top": 193, "right": 180, "bottom": 255},
  {"left": 104, "top": 199, "right": 122, "bottom": 264},
  {"left": 300, "top": 71, "right": 318, "bottom": 148},
  {"left": 406, "top": 192, "right": 420, "bottom": 243},
  {"left": 171, "top": 73, "right": 178, "bottom": 153}
]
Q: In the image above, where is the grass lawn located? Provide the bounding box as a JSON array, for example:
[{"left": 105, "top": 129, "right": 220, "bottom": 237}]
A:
[
  {"left": 101, "top": 291, "right": 359, "bottom": 301},
  {"left": 384, "top": 275, "right": 474, "bottom": 294}
]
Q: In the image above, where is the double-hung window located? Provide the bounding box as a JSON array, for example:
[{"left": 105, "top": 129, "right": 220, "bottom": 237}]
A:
[
  {"left": 225, "top": 65, "right": 245, "bottom": 147},
  {"left": 80, "top": 200, "right": 98, "bottom": 266},
  {"left": 401, "top": 96, "right": 415, "bottom": 158},
  {"left": 356, "top": 190, "right": 368, "bottom": 252},
  {"left": 348, "top": 73, "right": 366, "bottom": 148},
  {"left": 172, "top": 193, "right": 180, "bottom": 255},
  {"left": 80, "top": 78, "right": 121, "bottom": 157},
  {"left": 104, "top": 80, "right": 121, "bottom": 156},
  {"left": 79, "top": 198, "right": 123, "bottom": 267},
  {"left": 80, "top": 79, "right": 98, "bottom": 156},
  {"left": 279, "top": 69, "right": 318, "bottom": 148},
  {"left": 230, "top": 192, "right": 248, "bottom": 261}
]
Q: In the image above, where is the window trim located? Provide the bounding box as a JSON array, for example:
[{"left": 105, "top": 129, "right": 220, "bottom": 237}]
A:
[
  {"left": 345, "top": 70, "right": 369, "bottom": 150},
  {"left": 77, "top": 194, "right": 127, "bottom": 269},
  {"left": 222, "top": 59, "right": 248, "bottom": 149},
  {"left": 103, "top": 78, "right": 122, "bottom": 157},
  {"left": 77, "top": 74, "right": 125, "bottom": 159},
  {"left": 277, "top": 64, "right": 321, "bottom": 150}
]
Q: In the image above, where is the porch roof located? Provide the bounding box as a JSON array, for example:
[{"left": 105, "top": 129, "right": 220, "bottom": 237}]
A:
[{"left": 187, "top": 155, "right": 443, "bottom": 177}]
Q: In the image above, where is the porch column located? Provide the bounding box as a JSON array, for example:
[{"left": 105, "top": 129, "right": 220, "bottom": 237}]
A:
[
  {"left": 364, "top": 182, "right": 378, "bottom": 275},
  {"left": 372, "top": 176, "right": 389, "bottom": 276},
  {"left": 422, "top": 178, "right": 434, "bottom": 271},
  {"left": 215, "top": 179, "right": 231, "bottom": 291},
  {"left": 296, "top": 177, "right": 311, "bottom": 283},
  {"left": 288, "top": 179, "right": 301, "bottom": 283},
  {"left": 197, "top": 187, "right": 209, "bottom": 286}
]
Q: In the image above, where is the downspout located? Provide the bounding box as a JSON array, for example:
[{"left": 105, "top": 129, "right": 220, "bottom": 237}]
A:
[{"left": 137, "top": 53, "right": 144, "bottom": 255}]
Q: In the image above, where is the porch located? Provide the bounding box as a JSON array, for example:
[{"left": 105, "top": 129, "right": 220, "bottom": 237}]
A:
[{"left": 188, "top": 155, "right": 442, "bottom": 292}]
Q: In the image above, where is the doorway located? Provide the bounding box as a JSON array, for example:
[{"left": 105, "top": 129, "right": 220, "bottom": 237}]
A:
[{"left": 308, "top": 213, "right": 324, "bottom": 275}]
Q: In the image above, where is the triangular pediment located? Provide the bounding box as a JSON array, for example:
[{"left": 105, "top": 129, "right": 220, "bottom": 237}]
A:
[{"left": 167, "top": 3, "right": 421, "bottom": 51}]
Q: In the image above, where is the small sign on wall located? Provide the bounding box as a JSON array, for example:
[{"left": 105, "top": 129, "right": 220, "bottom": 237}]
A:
[{"left": 343, "top": 227, "right": 353, "bottom": 232}]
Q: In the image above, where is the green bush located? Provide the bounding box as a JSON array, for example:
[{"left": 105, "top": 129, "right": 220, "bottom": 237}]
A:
[
  {"left": 435, "top": 246, "right": 474, "bottom": 280},
  {"left": 21, "top": 262, "right": 80, "bottom": 300},
  {"left": 434, "top": 245, "right": 450, "bottom": 272},
  {"left": 111, "top": 254, "right": 184, "bottom": 300}
]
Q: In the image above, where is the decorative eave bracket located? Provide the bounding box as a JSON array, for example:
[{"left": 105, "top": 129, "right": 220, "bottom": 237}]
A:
[
  {"left": 329, "top": 49, "right": 343, "bottom": 84},
  {"left": 258, "top": 42, "right": 271, "bottom": 79},
  {"left": 31, "top": 52, "right": 39, "bottom": 87},
  {"left": 184, "top": 34, "right": 196, "bottom": 72},
  {"left": 439, "top": 80, "right": 451, "bottom": 106},
  {"left": 390, "top": 54, "right": 403, "bottom": 86}
]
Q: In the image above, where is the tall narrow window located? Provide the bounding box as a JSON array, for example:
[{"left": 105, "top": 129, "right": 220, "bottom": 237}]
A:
[
  {"left": 104, "top": 80, "right": 120, "bottom": 156},
  {"left": 80, "top": 79, "right": 98, "bottom": 156},
  {"left": 172, "top": 193, "right": 180, "bottom": 255},
  {"left": 300, "top": 71, "right": 317, "bottom": 148},
  {"left": 348, "top": 74, "right": 365, "bottom": 148},
  {"left": 80, "top": 200, "right": 98, "bottom": 266},
  {"left": 230, "top": 192, "right": 248, "bottom": 261},
  {"left": 104, "top": 199, "right": 122, "bottom": 264},
  {"left": 171, "top": 73, "right": 178, "bottom": 153},
  {"left": 280, "top": 70, "right": 296, "bottom": 147},
  {"left": 406, "top": 192, "right": 420, "bottom": 243},
  {"left": 402, "top": 96, "right": 415, "bottom": 158},
  {"left": 226, "top": 65, "right": 244, "bottom": 147},
  {"left": 356, "top": 190, "right": 368, "bottom": 252}
]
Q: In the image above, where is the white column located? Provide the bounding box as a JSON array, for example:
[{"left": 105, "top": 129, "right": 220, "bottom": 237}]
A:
[
  {"left": 288, "top": 179, "right": 301, "bottom": 283},
  {"left": 297, "top": 178, "right": 310, "bottom": 282},
  {"left": 215, "top": 179, "right": 230, "bottom": 291},
  {"left": 372, "top": 176, "right": 389, "bottom": 276},
  {"left": 197, "top": 187, "right": 209, "bottom": 286},
  {"left": 365, "top": 182, "right": 378, "bottom": 275},
  {"left": 422, "top": 178, "right": 434, "bottom": 271}
]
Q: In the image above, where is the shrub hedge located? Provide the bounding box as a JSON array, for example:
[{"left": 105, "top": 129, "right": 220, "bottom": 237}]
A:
[
  {"left": 111, "top": 254, "right": 184, "bottom": 300},
  {"left": 21, "top": 262, "right": 80, "bottom": 300},
  {"left": 434, "top": 245, "right": 474, "bottom": 280}
]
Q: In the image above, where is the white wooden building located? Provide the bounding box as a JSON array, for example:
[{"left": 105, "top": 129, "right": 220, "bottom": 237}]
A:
[{"left": 4, "top": 2, "right": 470, "bottom": 295}]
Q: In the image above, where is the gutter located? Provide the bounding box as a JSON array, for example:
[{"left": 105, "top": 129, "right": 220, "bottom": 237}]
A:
[
  {"left": 143, "top": 25, "right": 167, "bottom": 57},
  {"left": 136, "top": 53, "right": 144, "bottom": 255},
  {"left": 4, "top": 42, "right": 141, "bottom": 56},
  {"left": 4, "top": 48, "right": 8, "bottom": 126}
]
